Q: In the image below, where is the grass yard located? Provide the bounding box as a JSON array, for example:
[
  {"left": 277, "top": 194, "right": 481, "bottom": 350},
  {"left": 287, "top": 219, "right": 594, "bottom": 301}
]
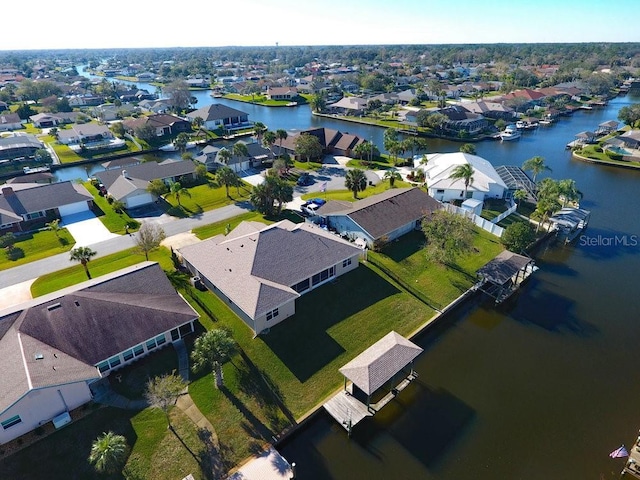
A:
[
  {"left": 0, "top": 229, "right": 74, "bottom": 271},
  {"left": 0, "top": 406, "right": 209, "bottom": 480},
  {"left": 192, "top": 211, "right": 270, "bottom": 239},
  {"left": 301, "top": 181, "right": 416, "bottom": 202},
  {"left": 163, "top": 178, "right": 253, "bottom": 218},
  {"left": 83, "top": 181, "right": 140, "bottom": 233},
  {"left": 30, "top": 246, "right": 174, "bottom": 297}
]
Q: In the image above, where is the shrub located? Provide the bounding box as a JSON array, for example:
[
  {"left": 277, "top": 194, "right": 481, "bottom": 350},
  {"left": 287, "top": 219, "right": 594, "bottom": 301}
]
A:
[{"left": 502, "top": 222, "right": 536, "bottom": 253}]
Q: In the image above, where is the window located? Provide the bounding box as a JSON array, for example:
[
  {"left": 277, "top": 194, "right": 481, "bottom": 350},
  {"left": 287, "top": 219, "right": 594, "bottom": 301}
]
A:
[
  {"left": 97, "top": 361, "right": 109, "bottom": 373},
  {"left": 1, "top": 415, "right": 22, "bottom": 430},
  {"left": 26, "top": 211, "right": 44, "bottom": 220},
  {"left": 155, "top": 334, "right": 166, "bottom": 346},
  {"left": 266, "top": 308, "right": 279, "bottom": 321},
  {"left": 146, "top": 338, "right": 157, "bottom": 350},
  {"left": 171, "top": 328, "right": 180, "bottom": 341},
  {"left": 292, "top": 278, "right": 310, "bottom": 293},
  {"left": 436, "top": 189, "right": 445, "bottom": 194},
  {"left": 179, "top": 323, "right": 193, "bottom": 337},
  {"left": 342, "top": 258, "right": 352, "bottom": 268},
  {"left": 123, "top": 349, "right": 134, "bottom": 362},
  {"left": 108, "top": 356, "right": 121, "bottom": 368},
  {"left": 133, "top": 344, "right": 144, "bottom": 357}
]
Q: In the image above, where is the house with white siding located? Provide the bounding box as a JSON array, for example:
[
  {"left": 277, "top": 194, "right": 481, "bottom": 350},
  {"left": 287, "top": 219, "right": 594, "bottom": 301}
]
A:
[{"left": 0, "top": 263, "right": 198, "bottom": 445}]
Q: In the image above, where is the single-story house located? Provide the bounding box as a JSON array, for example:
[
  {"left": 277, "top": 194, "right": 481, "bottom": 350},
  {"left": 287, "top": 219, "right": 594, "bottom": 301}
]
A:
[
  {"left": 315, "top": 187, "right": 442, "bottom": 248},
  {"left": 438, "top": 105, "right": 488, "bottom": 135},
  {"left": 326, "top": 96, "right": 368, "bottom": 116},
  {"left": 138, "top": 99, "right": 174, "bottom": 114},
  {"left": 185, "top": 104, "right": 250, "bottom": 131},
  {"left": 278, "top": 127, "right": 365, "bottom": 158},
  {"left": 266, "top": 86, "right": 298, "bottom": 100},
  {"left": 618, "top": 130, "right": 640, "bottom": 149},
  {"left": 462, "top": 101, "right": 516, "bottom": 120},
  {"left": 29, "top": 112, "right": 82, "bottom": 128},
  {"left": 56, "top": 123, "right": 115, "bottom": 147},
  {"left": 93, "top": 103, "right": 139, "bottom": 122},
  {"left": 178, "top": 220, "right": 362, "bottom": 335},
  {"left": 94, "top": 159, "right": 197, "bottom": 209},
  {"left": 0, "top": 113, "right": 23, "bottom": 132},
  {"left": 122, "top": 114, "right": 190, "bottom": 138},
  {"left": 194, "top": 145, "right": 222, "bottom": 171},
  {"left": 415, "top": 152, "right": 507, "bottom": 202},
  {"left": 0, "top": 262, "right": 198, "bottom": 445},
  {"left": 0, "top": 134, "right": 44, "bottom": 161},
  {"left": 0, "top": 181, "right": 93, "bottom": 234}
]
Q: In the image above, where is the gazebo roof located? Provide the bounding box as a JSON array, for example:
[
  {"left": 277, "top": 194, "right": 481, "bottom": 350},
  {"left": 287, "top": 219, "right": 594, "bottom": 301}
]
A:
[
  {"left": 476, "top": 250, "right": 533, "bottom": 286},
  {"left": 339, "top": 331, "right": 423, "bottom": 395}
]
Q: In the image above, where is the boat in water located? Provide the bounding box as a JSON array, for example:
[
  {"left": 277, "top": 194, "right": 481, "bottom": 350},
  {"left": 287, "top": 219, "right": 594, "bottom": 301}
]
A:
[
  {"left": 159, "top": 141, "right": 197, "bottom": 152},
  {"left": 499, "top": 125, "right": 522, "bottom": 141}
]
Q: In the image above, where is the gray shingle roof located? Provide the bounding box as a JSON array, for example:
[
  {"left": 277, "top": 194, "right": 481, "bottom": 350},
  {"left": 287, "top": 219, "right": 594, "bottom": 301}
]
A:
[
  {"left": 0, "top": 181, "right": 92, "bottom": 217},
  {"left": 339, "top": 331, "right": 423, "bottom": 395},
  {"left": 322, "top": 188, "right": 442, "bottom": 240},
  {"left": 95, "top": 159, "right": 196, "bottom": 194},
  {"left": 186, "top": 103, "right": 249, "bottom": 122},
  {"left": 476, "top": 250, "right": 533, "bottom": 285}
]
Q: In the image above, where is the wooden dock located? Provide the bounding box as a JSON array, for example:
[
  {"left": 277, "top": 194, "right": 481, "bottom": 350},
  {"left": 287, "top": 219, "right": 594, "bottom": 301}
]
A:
[
  {"left": 323, "top": 371, "right": 418, "bottom": 435},
  {"left": 623, "top": 438, "right": 640, "bottom": 478}
]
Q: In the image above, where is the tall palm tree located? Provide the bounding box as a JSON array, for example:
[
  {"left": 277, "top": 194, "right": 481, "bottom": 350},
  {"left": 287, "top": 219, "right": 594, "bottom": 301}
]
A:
[
  {"left": 345, "top": 168, "right": 368, "bottom": 199},
  {"left": 89, "top": 431, "right": 129, "bottom": 474},
  {"left": 173, "top": 132, "right": 190, "bottom": 154},
  {"left": 253, "top": 122, "right": 267, "bottom": 144},
  {"left": 217, "top": 147, "right": 232, "bottom": 167},
  {"left": 522, "top": 155, "right": 552, "bottom": 182},
  {"left": 449, "top": 163, "right": 475, "bottom": 199},
  {"left": 262, "top": 130, "right": 276, "bottom": 154},
  {"left": 167, "top": 181, "right": 191, "bottom": 207},
  {"left": 70, "top": 246, "right": 97, "bottom": 279},
  {"left": 191, "top": 329, "right": 237, "bottom": 389},
  {"left": 275, "top": 129, "right": 288, "bottom": 157},
  {"left": 216, "top": 166, "right": 238, "bottom": 197},
  {"left": 232, "top": 142, "right": 250, "bottom": 171}
]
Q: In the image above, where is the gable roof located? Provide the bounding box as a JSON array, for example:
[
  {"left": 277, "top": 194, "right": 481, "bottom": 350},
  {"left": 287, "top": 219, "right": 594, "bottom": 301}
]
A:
[
  {"left": 420, "top": 152, "right": 507, "bottom": 193},
  {"left": 0, "top": 181, "right": 92, "bottom": 218},
  {"left": 179, "top": 220, "right": 361, "bottom": 319},
  {"left": 0, "top": 262, "right": 198, "bottom": 414},
  {"left": 186, "top": 103, "right": 248, "bottom": 122},
  {"left": 339, "top": 331, "right": 423, "bottom": 395},
  {"left": 321, "top": 188, "right": 441, "bottom": 240}
]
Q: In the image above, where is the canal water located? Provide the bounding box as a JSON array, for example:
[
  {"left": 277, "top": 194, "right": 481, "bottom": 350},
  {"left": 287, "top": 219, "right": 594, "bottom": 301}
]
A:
[{"left": 76, "top": 67, "right": 640, "bottom": 478}]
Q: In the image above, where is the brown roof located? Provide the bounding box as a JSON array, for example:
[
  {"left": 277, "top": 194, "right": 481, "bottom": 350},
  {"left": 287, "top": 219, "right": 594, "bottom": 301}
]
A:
[{"left": 476, "top": 250, "right": 533, "bottom": 285}]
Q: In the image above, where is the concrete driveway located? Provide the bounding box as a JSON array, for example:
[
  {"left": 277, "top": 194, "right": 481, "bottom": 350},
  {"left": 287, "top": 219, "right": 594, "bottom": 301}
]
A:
[{"left": 62, "top": 211, "right": 120, "bottom": 247}]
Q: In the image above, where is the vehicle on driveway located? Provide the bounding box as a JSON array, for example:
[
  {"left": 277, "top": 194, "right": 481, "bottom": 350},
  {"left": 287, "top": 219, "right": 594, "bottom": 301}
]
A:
[{"left": 297, "top": 173, "right": 314, "bottom": 186}]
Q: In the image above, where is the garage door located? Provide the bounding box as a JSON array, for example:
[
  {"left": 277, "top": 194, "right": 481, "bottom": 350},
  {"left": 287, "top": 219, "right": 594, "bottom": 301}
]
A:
[
  {"left": 58, "top": 201, "right": 90, "bottom": 217},
  {"left": 126, "top": 193, "right": 154, "bottom": 209}
]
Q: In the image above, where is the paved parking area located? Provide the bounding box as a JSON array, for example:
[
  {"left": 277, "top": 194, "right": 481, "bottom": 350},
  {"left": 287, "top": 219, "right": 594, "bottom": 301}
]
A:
[{"left": 61, "top": 211, "right": 120, "bottom": 247}]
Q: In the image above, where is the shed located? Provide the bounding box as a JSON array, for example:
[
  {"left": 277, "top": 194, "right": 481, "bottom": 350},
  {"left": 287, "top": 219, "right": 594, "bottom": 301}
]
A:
[{"left": 461, "top": 198, "right": 483, "bottom": 216}]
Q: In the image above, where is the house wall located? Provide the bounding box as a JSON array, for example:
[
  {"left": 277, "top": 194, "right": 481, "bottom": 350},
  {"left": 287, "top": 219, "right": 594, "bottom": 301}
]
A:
[
  {"left": 0, "top": 381, "right": 92, "bottom": 445},
  {"left": 253, "top": 300, "right": 296, "bottom": 335},
  {"left": 326, "top": 215, "right": 373, "bottom": 245},
  {"left": 429, "top": 187, "right": 486, "bottom": 203}
]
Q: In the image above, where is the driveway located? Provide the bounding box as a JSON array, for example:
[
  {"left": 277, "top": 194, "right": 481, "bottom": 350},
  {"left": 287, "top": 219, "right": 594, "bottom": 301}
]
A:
[{"left": 61, "top": 211, "right": 120, "bottom": 247}]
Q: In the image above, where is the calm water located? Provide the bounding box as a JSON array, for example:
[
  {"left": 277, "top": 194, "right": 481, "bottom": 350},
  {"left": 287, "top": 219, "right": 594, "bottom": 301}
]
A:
[{"left": 76, "top": 67, "right": 640, "bottom": 478}]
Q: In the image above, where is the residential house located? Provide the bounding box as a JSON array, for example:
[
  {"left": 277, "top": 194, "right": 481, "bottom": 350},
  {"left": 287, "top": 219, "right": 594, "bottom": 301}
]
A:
[
  {"left": 326, "top": 96, "right": 368, "bottom": 116},
  {"left": 122, "top": 114, "right": 190, "bottom": 138},
  {"left": 415, "top": 152, "right": 507, "bottom": 202},
  {"left": 94, "top": 159, "right": 197, "bottom": 209},
  {"left": 138, "top": 98, "right": 174, "bottom": 114},
  {"left": 194, "top": 145, "right": 222, "bottom": 171},
  {"left": 0, "top": 113, "right": 22, "bottom": 132},
  {"left": 463, "top": 101, "right": 516, "bottom": 120},
  {"left": 56, "top": 124, "right": 116, "bottom": 151},
  {"left": 0, "top": 181, "right": 93, "bottom": 234},
  {"left": 438, "top": 105, "right": 488, "bottom": 135},
  {"left": 186, "top": 104, "right": 250, "bottom": 131},
  {"left": 30, "top": 112, "right": 82, "bottom": 128},
  {"left": 397, "top": 89, "right": 418, "bottom": 105},
  {"left": 279, "top": 127, "right": 365, "bottom": 158},
  {"left": 0, "top": 134, "right": 44, "bottom": 161},
  {"left": 0, "top": 262, "right": 198, "bottom": 445},
  {"left": 186, "top": 78, "right": 210, "bottom": 88},
  {"left": 67, "top": 94, "right": 103, "bottom": 107},
  {"left": 178, "top": 220, "right": 362, "bottom": 335},
  {"left": 617, "top": 130, "right": 640, "bottom": 149},
  {"left": 315, "top": 187, "right": 442, "bottom": 248},
  {"left": 93, "top": 103, "right": 139, "bottom": 122},
  {"left": 266, "top": 86, "right": 298, "bottom": 100}
]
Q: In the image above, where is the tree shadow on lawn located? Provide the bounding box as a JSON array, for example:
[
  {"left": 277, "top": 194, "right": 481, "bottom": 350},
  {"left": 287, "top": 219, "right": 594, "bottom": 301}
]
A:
[
  {"left": 260, "top": 266, "right": 401, "bottom": 382},
  {"left": 379, "top": 230, "right": 426, "bottom": 262}
]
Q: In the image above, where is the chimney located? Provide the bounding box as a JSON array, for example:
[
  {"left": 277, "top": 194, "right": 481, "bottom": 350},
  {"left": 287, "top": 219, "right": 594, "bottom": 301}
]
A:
[{"left": 2, "top": 186, "right": 15, "bottom": 197}]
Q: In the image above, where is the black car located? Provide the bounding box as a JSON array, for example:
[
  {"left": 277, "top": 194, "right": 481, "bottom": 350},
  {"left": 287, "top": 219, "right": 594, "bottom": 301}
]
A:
[{"left": 297, "top": 174, "right": 313, "bottom": 186}]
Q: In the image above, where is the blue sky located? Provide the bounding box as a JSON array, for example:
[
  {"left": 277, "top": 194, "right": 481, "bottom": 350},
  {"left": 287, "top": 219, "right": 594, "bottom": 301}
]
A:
[{"left": 3, "top": 0, "right": 640, "bottom": 50}]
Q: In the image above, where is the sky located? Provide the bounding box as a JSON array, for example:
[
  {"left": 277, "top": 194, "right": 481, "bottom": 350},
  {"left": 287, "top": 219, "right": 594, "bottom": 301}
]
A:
[{"left": 3, "top": 0, "right": 640, "bottom": 51}]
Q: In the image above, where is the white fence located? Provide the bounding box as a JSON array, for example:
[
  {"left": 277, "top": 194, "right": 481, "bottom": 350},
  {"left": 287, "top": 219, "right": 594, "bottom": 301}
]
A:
[
  {"left": 443, "top": 203, "right": 505, "bottom": 238},
  {"left": 491, "top": 200, "right": 517, "bottom": 225}
]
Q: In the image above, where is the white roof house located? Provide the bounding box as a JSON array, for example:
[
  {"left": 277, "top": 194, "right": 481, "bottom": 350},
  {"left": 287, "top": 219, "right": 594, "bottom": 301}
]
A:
[{"left": 414, "top": 152, "right": 507, "bottom": 202}]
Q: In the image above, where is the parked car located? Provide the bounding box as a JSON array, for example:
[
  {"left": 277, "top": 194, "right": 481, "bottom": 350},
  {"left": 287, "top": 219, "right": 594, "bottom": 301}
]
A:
[{"left": 297, "top": 173, "right": 314, "bottom": 186}]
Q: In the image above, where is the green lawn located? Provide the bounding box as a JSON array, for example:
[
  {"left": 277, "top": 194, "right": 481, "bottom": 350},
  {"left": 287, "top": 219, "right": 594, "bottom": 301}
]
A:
[
  {"left": 301, "top": 181, "right": 416, "bottom": 202},
  {"left": 192, "top": 211, "right": 271, "bottom": 239},
  {"left": 163, "top": 178, "right": 253, "bottom": 218},
  {"left": 0, "top": 229, "right": 75, "bottom": 271},
  {"left": 82, "top": 182, "right": 139, "bottom": 233}
]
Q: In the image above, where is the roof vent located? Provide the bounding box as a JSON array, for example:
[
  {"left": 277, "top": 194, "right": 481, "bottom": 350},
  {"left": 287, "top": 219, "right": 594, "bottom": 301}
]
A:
[
  {"left": 47, "top": 303, "right": 61, "bottom": 311},
  {"left": 35, "top": 353, "right": 44, "bottom": 360},
  {"left": 74, "top": 301, "right": 80, "bottom": 307}
]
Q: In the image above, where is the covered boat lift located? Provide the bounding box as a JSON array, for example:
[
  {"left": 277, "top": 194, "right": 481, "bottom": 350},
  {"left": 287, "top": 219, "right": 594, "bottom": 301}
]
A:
[
  {"left": 324, "top": 331, "right": 422, "bottom": 436},
  {"left": 475, "top": 250, "right": 537, "bottom": 304}
]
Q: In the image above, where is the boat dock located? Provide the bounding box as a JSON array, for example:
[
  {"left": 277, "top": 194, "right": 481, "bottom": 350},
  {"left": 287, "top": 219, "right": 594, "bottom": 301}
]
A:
[{"left": 622, "top": 435, "right": 640, "bottom": 478}]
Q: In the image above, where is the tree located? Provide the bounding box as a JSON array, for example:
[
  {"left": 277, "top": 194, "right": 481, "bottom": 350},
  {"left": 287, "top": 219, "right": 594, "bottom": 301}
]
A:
[
  {"left": 294, "top": 133, "right": 323, "bottom": 163},
  {"left": 309, "top": 92, "right": 326, "bottom": 113},
  {"left": 164, "top": 80, "right": 191, "bottom": 112},
  {"left": 557, "top": 178, "right": 582, "bottom": 207},
  {"left": 459, "top": 143, "right": 477, "bottom": 155},
  {"left": 383, "top": 168, "right": 402, "bottom": 187},
  {"left": 173, "top": 132, "right": 190, "bottom": 154},
  {"left": 46, "top": 218, "right": 61, "bottom": 238},
  {"left": 135, "top": 124, "right": 157, "bottom": 142},
  {"left": 345, "top": 168, "right": 368, "bottom": 198},
  {"left": 618, "top": 104, "right": 640, "bottom": 128},
  {"left": 34, "top": 148, "right": 52, "bottom": 163},
  {"left": 191, "top": 116, "right": 204, "bottom": 132},
  {"left": 70, "top": 246, "right": 97, "bottom": 279},
  {"left": 217, "top": 147, "right": 232, "bottom": 168},
  {"left": 216, "top": 166, "right": 239, "bottom": 197},
  {"left": 448, "top": 163, "right": 475, "bottom": 198},
  {"left": 383, "top": 127, "right": 399, "bottom": 152},
  {"left": 194, "top": 163, "right": 208, "bottom": 181},
  {"left": 421, "top": 210, "right": 474, "bottom": 264},
  {"left": 89, "top": 431, "right": 129, "bottom": 474},
  {"left": 513, "top": 189, "right": 528, "bottom": 209},
  {"left": 135, "top": 223, "right": 166, "bottom": 261},
  {"left": 522, "top": 156, "right": 551, "bottom": 182},
  {"left": 275, "top": 129, "right": 288, "bottom": 157},
  {"left": 147, "top": 178, "right": 169, "bottom": 198},
  {"left": 502, "top": 222, "right": 536, "bottom": 253},
  {"left": 232, "top": 142, "right": 249, "bottom": 171},
  {"left": 253, "top": 122, "right": 267, "bottom": 144},
  {"left": 191, "top": 329, "right": 237, "bottom": 389},
  {"left": 110, "top": 122, "right": 125, "bottom": 138},
  {"left": 167, "top": 181, "right": 191, "bottom": 207},
  {"left": 144, "top": 372, "right": 186, "bottom": 430},
  {"left": 263, "top": 130, "right": 276, "bottom": 152},
  {"left": 250, "top": 174, "right": 293, "bottom": 216},
  {"left": 353, "top": 141, "right": 370, "bottom": 161}
]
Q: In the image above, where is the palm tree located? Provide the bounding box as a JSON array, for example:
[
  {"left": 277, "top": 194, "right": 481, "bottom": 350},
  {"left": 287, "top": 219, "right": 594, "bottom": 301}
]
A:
[
  {"left": 173, "top": 132, "right": 190, "bottom": 154},
  {"left": 253, "top": 122, "right": 267, "bottom": 144},
  {"left": 557, "top": 178, "right": 582, "bottom": 207},
  {"left": 262, "top": 130, "right": 276, "bottom": 154},
  {"left": 46, "top": 218, "right": 61, "bottom": 238},
  {"left": 217, "top": 147, "right": 232, "bottom": 167},
  {"left": 191, "top": 329, "right": 237, "bottom": 389},
  {"left": 275, "top": 129, "right": 288, "bottom": 157},
  {"left": 449, "top": 163, "right": 475, "bottom": 199},
  {"left": 216, "top": 166, "right": 238, "bottom": 197},
  {"left": 513, "top": 189, "right": 528, "bottom": 209},
  {"left": 345, "top": 168, "right": 368, "bottom": 199},
  {"left": 383, "top": 168, "right": 402, "bottom": 187},
  {"left": 89, "top": 431, "right": 129, "bottom": 474},
  {"left": 167, "top": 181, "right": 191, "bottom": 207},
  {"left": 522, "top": 155, "right": 552, "bottom": 182},
  {"left": 70, "top": 246, "right": 97, "bottom": 279},
  {"left": 232, "top": 142, "right": 250, "bottom": 171},
  {"left": 459, "top": 143, "right": 477, "bottom": 155}
]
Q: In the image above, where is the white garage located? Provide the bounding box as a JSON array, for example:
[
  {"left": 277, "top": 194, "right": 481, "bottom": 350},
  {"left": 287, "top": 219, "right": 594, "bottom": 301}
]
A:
[
  {"left": 123, "top": 192, "right": 155, "bottom": 209},
  {"left": 57, "top": 201, "right": 90, "bottom": 217}
]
